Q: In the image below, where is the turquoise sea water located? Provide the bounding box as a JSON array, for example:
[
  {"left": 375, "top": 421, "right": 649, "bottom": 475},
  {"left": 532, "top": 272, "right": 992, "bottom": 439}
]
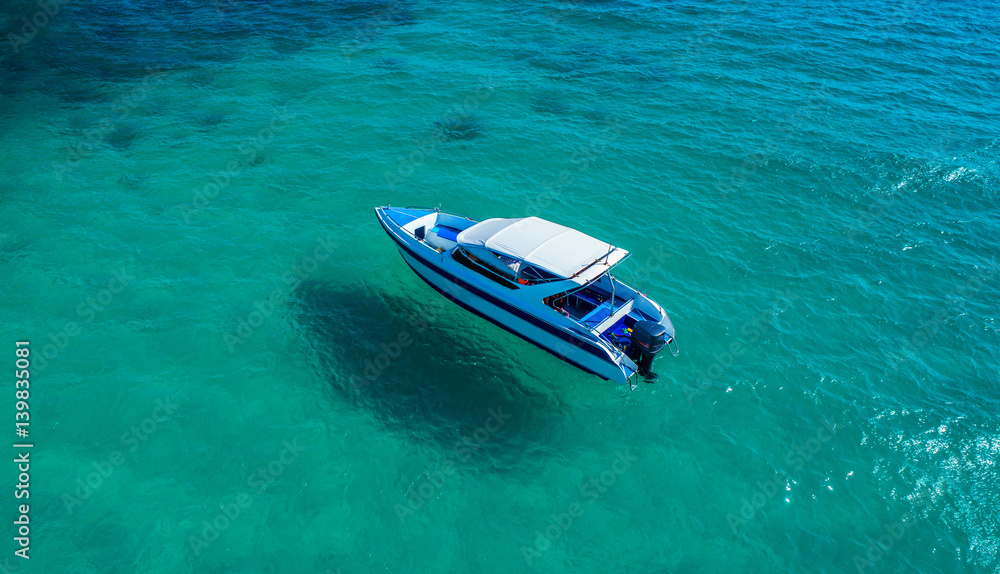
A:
[{"left": 2, "top": 0, "right": 998, "bottom": 572}]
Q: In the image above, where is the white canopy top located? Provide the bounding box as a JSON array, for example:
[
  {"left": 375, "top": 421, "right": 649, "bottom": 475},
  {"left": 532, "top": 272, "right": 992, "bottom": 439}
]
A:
[{"left": 456, "top": 217, "right": 629, "bottom": 282}]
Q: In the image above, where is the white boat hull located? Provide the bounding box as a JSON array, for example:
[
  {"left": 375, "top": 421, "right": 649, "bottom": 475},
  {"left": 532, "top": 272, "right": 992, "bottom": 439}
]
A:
[
  {"left": 396, "top": 246, "right": 632, "bottom": 382},
  {"left": 375, "top": 206, "right": 676, "bottom": 385}
]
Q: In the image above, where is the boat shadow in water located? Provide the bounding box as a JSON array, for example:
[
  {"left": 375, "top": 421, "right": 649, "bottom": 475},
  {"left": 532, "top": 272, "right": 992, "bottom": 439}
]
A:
[{"left": 294, "top": 279, "right": 557, "bottom": 456}]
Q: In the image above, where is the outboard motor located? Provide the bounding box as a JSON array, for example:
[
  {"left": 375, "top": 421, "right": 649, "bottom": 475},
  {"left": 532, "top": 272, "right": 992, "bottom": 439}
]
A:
[{"left": 627, "top": 320, "right": 667, "bottom": 378}]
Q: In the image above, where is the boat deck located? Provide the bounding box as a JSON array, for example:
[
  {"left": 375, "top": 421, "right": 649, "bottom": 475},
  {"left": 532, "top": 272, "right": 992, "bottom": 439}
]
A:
[{"left": 560, "top": 288, "right": 655, "bottom": 350}]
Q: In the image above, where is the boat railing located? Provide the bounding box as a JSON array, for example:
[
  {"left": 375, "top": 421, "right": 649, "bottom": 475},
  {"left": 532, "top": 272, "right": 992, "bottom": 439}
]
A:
[
  {"left": 403, "top": 205, "right": 478, "bottom": 222},
  {"left": 383, "top": 205, "right": 477, "bottom": 244},
  {"left": 666, "top": 337, "right": 680, "bottom": 357}
]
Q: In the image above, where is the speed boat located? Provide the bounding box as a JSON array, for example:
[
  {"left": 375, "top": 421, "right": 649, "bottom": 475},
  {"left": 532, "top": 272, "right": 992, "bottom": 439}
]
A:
[{"left": 374, "top": 206, "right": 678, "bottom": 385}]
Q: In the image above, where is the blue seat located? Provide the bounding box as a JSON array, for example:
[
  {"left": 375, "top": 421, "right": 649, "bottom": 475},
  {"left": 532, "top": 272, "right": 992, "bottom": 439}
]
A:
[
  {"left": 581, "top": 301, "right": 613, "bottom": 326},
  {"left": 432, "top": 226, "right": 461, "bottom": 242}
]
